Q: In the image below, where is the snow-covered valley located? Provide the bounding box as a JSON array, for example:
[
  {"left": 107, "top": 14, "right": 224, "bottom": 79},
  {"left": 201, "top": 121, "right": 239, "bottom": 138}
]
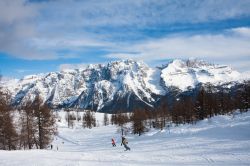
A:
[{"left": 0, "top": 111, "right": 250, "bottom": 166}]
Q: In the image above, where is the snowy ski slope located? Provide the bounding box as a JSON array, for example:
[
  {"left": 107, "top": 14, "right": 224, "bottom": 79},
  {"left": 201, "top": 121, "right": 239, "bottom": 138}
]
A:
[{"left": 0, "top": 111, "right": 250, "bottom": 166}]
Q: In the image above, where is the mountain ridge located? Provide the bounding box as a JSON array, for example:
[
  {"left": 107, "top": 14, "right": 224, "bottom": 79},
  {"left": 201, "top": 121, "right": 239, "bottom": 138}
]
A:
[{"left": 1, "top": 59, "right": 249, "bottom": 112}]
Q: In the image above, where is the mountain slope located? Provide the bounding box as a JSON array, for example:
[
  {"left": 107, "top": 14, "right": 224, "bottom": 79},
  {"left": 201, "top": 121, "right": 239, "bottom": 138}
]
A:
[{"left": 0, "top": 110, "right": 250, "bottom": 166}]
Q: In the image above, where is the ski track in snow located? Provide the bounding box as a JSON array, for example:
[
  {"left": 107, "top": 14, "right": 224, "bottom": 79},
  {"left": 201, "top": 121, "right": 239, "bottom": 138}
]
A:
[{"left": 0, "top": 111, "right": 250, "bottom": 166}]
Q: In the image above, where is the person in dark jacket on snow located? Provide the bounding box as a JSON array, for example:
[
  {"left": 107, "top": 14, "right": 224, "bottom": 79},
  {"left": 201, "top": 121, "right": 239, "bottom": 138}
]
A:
[{"left": 121, "top": 136, "right": 130, "bottom": 151}]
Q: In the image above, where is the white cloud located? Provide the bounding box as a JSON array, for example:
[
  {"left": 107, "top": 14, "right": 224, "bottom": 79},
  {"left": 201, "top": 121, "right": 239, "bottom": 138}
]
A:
[
  {"left": 0, "top": 0, "right": 37, "bottom": 24},
  {"left": 59, "top": 63, "right": 88, "bottom": 71},
  {"left": 0, "top": 0, "right": 45, "bottom": 59},
  {"left": 0, "top": 0, "right": 250, "bottom": 62},
  {"left": 30, "top": 37, "right": 111, "bottom": 50},
  {"left": 58, "top": 61, "right": 109, "bottom": 71},
  {"left": 0, "top": 0, "right": 108, "bottom": 60},
  {"left": 231, "top": 27, "right": 250, "bottom": 37},
  {"left": 105, "top": 27, "right": 250, "bottom": 71},
  {"left": 15, "top": 69, "right": 32, "bottom": 73},
  {"left": 44, "top": 0, "right": 250, "bottom": 27}
]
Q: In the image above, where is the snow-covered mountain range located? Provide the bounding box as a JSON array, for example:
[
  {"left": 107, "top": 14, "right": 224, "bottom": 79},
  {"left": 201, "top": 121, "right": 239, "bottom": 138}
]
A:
[{"left": 1, "top": 59, "right": 249, "bottom": 112}]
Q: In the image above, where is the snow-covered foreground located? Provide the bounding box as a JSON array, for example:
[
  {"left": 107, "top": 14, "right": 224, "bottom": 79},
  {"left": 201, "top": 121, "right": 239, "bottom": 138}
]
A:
[{"left": 1, "top": 111, "right": 250, "bottom": 166}]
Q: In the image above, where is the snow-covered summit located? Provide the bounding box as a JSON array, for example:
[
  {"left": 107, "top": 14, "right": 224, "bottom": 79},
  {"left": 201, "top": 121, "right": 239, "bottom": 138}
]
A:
[
  {"left": 161, "top": 59, "right": 241, "bottom": 91},
  {"left": 2, "top": 59, "right": 249, "bottom": 111}
]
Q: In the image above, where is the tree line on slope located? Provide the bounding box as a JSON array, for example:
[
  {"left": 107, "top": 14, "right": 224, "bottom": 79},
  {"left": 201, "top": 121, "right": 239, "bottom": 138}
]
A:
[
  {"left": 108, "top": 81, "right": 250, "bottom": 135},
  {"left": 61, "top": 81, "right": 249, "bottom": 136},
  {"left": 0, "top": 90, "right": 57, "bottom": 150},
  {"left": 64, "top": 109, "right": 97, "bottom": 129}
]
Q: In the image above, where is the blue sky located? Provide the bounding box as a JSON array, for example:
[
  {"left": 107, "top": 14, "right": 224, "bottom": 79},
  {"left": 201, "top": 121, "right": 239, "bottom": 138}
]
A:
[{"left": 0, "top": 0, "right": 250, "bottom": 78}]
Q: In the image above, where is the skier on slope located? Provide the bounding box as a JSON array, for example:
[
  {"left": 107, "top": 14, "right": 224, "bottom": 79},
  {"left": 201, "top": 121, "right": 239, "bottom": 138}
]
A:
[
  {"left": 111, "top": 138, "right": 116, "bottom": 147},
  {"left": 121, "top": 136, "right": 130, "bottom": 151}
]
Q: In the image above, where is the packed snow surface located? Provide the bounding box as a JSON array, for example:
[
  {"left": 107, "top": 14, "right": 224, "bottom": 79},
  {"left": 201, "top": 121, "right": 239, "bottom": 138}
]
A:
[{"left": 0, "top": 111, "right": 250, "bottom": 166}]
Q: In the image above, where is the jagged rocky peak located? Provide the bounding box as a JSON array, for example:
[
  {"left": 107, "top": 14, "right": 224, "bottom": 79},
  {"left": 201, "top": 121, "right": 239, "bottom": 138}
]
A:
[
  {"left": 70, "top": 60, "right": 158, "bottom": 111},
  {"left": 166, "top": 58, "right": 214, "bottom": 69},
  {"left": 58, "top": 59, "right": 147, "bottom": 81},
  {"left": 109, "top": 60, "right": 147, "bottom": 78},
  {"left": 107, "top": 59, "right": 147, "bottom": 73}
]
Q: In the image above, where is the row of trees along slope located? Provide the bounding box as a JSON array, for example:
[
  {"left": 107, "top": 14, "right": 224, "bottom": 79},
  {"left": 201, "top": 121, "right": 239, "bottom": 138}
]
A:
[
  {"left": 107, "top": 81, "right": 250, "bottom": 135},
  {"left": 62, "top": 81, "right": 249, "bottom": 136},
  {"left": 0, "top": 75, "right": 57, "bottom": 150}
]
